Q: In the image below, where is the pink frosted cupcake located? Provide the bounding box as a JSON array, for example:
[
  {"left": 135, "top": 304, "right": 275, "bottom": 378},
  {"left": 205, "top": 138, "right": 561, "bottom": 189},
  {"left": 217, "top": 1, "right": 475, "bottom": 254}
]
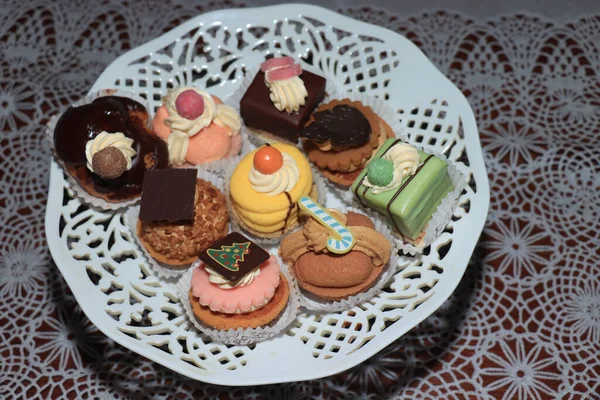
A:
[
  {"left": 188, "top": 232, "right": 290, "bottom": 330},
  {"left": 152, "top": 87, "right": 243, "bottom": 166}
]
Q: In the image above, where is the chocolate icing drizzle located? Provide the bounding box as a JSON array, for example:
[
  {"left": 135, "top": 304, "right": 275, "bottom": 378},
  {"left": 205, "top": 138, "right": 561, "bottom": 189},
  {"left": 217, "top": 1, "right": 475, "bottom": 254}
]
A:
[
  {"left": 354, "top": 139, "right": 433, "bottom": 240},
  {"left": 53, "top": 96, "right": 168, "bottom": 200},
  {"left": 283, "top": 191, "right": 295, "bottom": 233},
  {"left": 300, "top": 105, "right": 371, "bottom": 148}
]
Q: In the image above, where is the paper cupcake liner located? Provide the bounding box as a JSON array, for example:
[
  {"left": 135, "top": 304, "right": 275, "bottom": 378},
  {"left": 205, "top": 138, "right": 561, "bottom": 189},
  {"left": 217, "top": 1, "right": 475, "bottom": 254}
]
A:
[
  {"left": 352, "top": 148, "right": 467, "bottom": 255},
  {"left": 46, "top": 89, "right": 154, "bottom": 211},
  {"left": 125, "top": 168, "right": 226, "bottom": 279},
  {"left": 222, "top": 153, "right": 328, "bottom": 246},
  {"left": 176, "top": 254, "right": 301, "bottom": 345},
  {"left": 280, "top": 206, "right": 400, "bottom": 312},
  {"left": 225, "top": 63, "right": 341, "bottom": 149}
]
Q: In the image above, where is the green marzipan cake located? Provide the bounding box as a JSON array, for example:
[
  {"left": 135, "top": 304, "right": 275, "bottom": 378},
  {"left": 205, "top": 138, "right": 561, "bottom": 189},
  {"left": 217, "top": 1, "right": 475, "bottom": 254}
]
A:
[{"left": 351, "top": 138, "right": 453, "bottom": 241}]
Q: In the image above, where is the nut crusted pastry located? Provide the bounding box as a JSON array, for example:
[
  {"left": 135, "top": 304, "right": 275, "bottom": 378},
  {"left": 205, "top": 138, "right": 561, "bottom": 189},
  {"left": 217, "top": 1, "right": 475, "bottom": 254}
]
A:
[
  {"left": 138, "top": 179, "right": 229, "bottom": 265},
  {"left": 279, "top": 210, "right": 392, "bottom": 300}
]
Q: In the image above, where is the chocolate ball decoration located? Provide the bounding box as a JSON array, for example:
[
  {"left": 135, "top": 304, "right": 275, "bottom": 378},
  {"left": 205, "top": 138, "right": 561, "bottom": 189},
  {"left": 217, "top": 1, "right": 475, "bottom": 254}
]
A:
[{"left": 92, "top": 147, "right": 128, "bottom": 179}]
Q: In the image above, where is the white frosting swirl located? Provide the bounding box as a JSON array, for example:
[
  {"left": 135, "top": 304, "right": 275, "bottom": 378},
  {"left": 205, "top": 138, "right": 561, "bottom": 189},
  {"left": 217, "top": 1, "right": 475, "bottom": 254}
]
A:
[
  {"left": 267, "top": 76, "right": 308, "bottom": 113},
  {"left": 166, "top": 130, "right": 189, "bottom": 166},
  {"left": 249, "top": 153, "right": 300, "bottom": 196},
  {"left": 85, "top": 131, "right": 136, "bottom": 173},
  {"left": 364, "top": 143, "right": 420, "bottom": 194},
  {"left": 214, "top": 104, "right": 241, "bottom": 136},
  {"left": 165, "top": 87, "right": 216, "bottom": 136},
  {"left": 205, "top": 266, "right": 261, "bottom": 289}
]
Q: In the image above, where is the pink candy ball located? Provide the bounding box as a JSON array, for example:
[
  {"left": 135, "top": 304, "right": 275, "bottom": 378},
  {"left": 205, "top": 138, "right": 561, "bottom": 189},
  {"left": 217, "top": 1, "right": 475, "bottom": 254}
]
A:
[{"left": 175, "top": 89, "right": 205, "bottom": 120}]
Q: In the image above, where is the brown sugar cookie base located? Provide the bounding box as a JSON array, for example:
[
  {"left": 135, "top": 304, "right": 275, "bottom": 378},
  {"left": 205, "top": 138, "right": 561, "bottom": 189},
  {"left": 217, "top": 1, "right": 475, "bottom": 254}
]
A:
[
  {"left": 293, "top": 262, "right": 384, "bottom": 301},
  {"left": 65, "top": 164, "right": 141, "bottom": 203},
  {"left": 137, "top": 221, "right": 199, "bottom": 266},
  {"left": 189, "top": 273, "right": 290, "bottom": 330}
]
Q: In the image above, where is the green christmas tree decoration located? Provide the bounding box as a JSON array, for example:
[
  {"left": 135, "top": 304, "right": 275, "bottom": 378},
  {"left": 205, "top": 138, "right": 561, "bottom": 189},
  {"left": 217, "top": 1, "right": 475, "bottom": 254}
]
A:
[{"left": 207, "top": 242, "right": 251, "bottom": 272}]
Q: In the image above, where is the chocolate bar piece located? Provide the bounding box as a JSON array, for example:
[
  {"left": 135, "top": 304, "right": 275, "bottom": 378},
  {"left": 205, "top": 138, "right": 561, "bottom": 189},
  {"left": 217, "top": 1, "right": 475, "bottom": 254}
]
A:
[
  {"left": 199, "top": 232, "right": 270, "bottom": 282},
  {"left": 139, "top": 169, "right": 197, "bottom": 221},
  {"left": 240, "top": 69, "right": 326, "bottom": 143},
  {"left": 351, "top": 139, "right": 454, "bottom": 240}
]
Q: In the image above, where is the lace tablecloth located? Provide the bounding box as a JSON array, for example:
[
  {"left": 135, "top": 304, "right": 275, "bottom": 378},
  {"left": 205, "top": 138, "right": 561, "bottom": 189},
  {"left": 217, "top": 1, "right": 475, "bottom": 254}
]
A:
[{"left": 1, "top": 1, "right": 599, "bottom": 398}]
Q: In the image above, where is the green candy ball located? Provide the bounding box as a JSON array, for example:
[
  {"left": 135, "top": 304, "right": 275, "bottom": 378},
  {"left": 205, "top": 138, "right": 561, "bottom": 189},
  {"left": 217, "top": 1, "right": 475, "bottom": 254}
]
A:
[{"left": 367, "top": 158, "right": 394, "bottom": 187}]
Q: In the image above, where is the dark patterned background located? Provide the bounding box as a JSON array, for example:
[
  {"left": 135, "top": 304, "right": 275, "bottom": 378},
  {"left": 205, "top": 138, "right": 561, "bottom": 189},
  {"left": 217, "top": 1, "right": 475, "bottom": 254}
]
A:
[{"left": 1, "top": 1, "right": 599, "bottom": 398}]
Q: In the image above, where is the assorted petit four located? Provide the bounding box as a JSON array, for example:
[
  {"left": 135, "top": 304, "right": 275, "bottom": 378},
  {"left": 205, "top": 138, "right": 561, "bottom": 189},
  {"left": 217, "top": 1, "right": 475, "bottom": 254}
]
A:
[
  {"left": 240, "top": 56, "right": 326, "bottom": 143},
  {"left": 351, "top": 138, "right": 454, "bottom": 245},
  {"left": 137, "top": 169, "right": 229, "bottom": 266},
  {"left": 300, "top": 98, "right": 394, "bottom": 186},
  {"left": 50, "top": 50, "right": 460, "bottom": 342},
  {"left": 152, "top": 87, "right": 242, "bottom": 166},
  {"left": 188, "top": 232, "right": 290, "bottom": 330},
  {"left": 229, "top": 142, "right": 317, "bottom": 239},
  {"left": 53, "top": 95, "right": 169, "bottom": 203},
  {"left": 280, "top": 198, "right": 392, "bottom": 301}
]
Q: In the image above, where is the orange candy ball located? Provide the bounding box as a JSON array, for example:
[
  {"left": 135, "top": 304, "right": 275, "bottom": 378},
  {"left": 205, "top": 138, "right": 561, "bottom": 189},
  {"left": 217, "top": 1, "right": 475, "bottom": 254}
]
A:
[{"left": 253, "top": 145, "right": 284, "bottom": 174}]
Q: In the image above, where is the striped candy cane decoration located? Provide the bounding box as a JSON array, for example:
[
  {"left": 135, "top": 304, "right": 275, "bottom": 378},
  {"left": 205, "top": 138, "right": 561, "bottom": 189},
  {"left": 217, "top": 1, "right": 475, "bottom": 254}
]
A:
[{"left": 298, "top": 196, "right": 356, "bottom": 254}]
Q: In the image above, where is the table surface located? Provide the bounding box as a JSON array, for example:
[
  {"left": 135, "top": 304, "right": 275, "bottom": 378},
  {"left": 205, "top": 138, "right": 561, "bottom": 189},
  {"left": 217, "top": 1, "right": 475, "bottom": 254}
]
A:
[{"left": 1, "top": 0, "right": 599, "bottom": 399}]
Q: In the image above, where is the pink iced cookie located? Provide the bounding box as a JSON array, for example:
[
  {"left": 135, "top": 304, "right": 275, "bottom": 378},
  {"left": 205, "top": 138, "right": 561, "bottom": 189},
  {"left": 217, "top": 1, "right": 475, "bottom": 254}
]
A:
[
  {"left": 191, "top": 255, "right": 281, "bottom": 314},
  {"left": 152, "top": 95, "right": 240, "bottom": 165}
]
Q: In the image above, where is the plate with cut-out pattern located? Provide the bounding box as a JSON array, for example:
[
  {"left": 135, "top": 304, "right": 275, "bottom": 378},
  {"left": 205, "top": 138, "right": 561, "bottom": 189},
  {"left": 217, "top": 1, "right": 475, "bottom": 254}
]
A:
[{"left": 45, "top": 4, "right": 489, "bottom": 385}]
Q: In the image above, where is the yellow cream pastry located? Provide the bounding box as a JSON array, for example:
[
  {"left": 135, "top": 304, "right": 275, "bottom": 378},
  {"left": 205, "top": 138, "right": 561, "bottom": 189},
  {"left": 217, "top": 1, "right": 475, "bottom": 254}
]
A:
[{"left": 230, "top": 143, "right": 317, "bottom": 237}]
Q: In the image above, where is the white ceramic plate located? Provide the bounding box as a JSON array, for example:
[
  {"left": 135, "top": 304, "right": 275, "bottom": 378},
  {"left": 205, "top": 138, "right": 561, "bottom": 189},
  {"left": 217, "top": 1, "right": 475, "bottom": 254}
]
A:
[{"left": 46, "top": 4, "right": 489, "bottom": 385}]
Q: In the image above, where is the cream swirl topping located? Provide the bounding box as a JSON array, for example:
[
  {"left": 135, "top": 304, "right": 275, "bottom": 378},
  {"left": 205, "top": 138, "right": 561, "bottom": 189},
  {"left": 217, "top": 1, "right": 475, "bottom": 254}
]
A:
[
  {"left": 214, "top": 104, "right": 241, "bottom": 136},
  {"left": 364, "top": 143, "right": 420, "bottom": 194},
  {"left": 166, "top": 130, "right": 189, "bottom": 166},
  {"left": 267, "top": 76, "right": 308, "bottom": 113},
  {"left": 249, "top": 153, "right": 300, "bottom": 195},
  {"left": 85, "top": 131, "right": 136, "bottom": 173},
  {"left": 205, "top": 266, "right": 261, "bottom": 290},
  {"left": 165, "top": 87, "right": 216, "bottom": 136}
]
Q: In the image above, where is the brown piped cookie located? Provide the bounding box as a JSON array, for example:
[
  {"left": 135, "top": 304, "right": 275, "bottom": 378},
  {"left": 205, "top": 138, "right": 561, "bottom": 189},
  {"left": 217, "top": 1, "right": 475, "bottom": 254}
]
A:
[
  {"left": 302, "top": 99, "right": 384, "bottom": 172},
  {"left": 279, "top": 209, "right": 392, "bottom": 302},
  {"left": 138, "top": 179, "right": 229, "bottom": 266},
  {"left": 188, "top": 273, "right": 290, "bottom": 330},
  {"left": 294, "top": 253, "right": 384, "bottom": 300}
]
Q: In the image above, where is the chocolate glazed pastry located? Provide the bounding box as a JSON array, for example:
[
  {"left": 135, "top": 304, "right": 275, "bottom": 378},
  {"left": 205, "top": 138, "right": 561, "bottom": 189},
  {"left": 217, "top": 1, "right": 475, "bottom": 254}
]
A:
[
  {"left": 240, "top": 70, "right": 326, "bottom": 143},
  {"left": 54, "top": 96, "right": 169, "bottom": 201},
  {"left": 300, "top": 105, "right": 371, "bottom": 149}
]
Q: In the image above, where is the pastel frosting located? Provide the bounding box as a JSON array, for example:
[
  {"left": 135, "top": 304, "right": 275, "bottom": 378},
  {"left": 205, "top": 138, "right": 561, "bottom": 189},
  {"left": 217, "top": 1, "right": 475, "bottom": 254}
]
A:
[
  {"left": 230, "top": 143, "right": 314, "bottom": 234},
  {"left": 191, "top": 255, "right": 281, "bottom": 314},
  {"left": 153, "top": 94, "right": 242, "bottom": 165}
]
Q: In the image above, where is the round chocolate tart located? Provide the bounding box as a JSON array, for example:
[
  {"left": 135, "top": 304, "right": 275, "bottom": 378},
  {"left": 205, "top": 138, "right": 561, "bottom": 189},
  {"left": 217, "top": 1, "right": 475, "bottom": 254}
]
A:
[{"left": 53, "top": 96, "right": 169, "bottom": 202}]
